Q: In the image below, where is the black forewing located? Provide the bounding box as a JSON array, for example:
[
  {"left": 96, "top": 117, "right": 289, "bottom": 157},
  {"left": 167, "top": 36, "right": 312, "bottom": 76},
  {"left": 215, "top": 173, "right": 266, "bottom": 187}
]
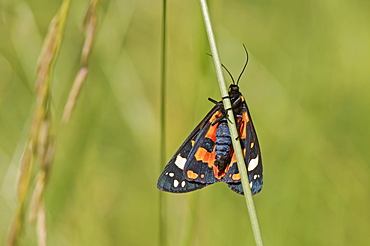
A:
[
  {"left": 242, "top": 102, "right": 263, "bottom": 195},
  {"left": 226, "top": 100, "right": 263, "bottom": 195},
  {"left": 184, "top": 120, "right": 221, "bottom": 184},
  {"left": 157, "top": 105, "right": 219, "bottom": 193}
]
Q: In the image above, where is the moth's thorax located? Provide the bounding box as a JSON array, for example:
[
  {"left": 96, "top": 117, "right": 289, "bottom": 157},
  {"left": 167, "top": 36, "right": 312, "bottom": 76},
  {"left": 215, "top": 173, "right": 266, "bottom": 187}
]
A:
[
  {"left": 228, "top": 84, "right": 242, "bottom": 101},
  {"left": 228, "top": 85, "right": 245, "bottom": 115}
]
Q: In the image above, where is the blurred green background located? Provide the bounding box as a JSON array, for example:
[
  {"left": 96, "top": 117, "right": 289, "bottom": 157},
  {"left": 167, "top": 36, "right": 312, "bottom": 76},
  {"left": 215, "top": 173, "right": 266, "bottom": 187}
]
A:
[{"left": 1, "top": 0, "right": 370, "bottom": 245}]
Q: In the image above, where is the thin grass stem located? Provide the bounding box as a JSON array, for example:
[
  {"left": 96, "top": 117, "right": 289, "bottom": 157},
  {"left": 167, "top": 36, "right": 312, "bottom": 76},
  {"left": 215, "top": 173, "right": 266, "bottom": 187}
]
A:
[
  {"left": 159, "top": 0, "right": 168, "bottom": 246},
  {"left": 199, "top": 1, "right": 263, "bottom": 245}
]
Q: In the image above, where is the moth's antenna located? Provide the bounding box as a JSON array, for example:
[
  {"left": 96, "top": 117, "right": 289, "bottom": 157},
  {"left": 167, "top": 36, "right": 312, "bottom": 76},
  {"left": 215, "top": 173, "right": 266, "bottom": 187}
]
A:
[
  {"left": 206, "top": 53, "right": 235, "bottom": 84},
  {"left": 236, "top": 44, "right": 249, "bottom": 85}
]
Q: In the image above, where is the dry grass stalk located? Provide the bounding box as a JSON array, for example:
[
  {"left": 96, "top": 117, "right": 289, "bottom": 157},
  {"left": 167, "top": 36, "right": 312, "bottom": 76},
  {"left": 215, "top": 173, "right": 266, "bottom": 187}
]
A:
[
  {"left": 62, "top": 0, "right": 100, "bottom": 124},
  {"left": 6, "top": 0, "right": 71, "bottom": 245},
  {"left": 36, "top": 203, "right": 47, "bottom": 246}
]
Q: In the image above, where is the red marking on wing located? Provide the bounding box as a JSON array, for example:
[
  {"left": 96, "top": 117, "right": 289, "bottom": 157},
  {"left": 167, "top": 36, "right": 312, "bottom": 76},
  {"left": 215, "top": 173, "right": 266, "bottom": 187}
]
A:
[
  {"left": 213, "top": 165, "right": 231, "bottom": 180},
  {"left": 187, "top": 170, "right": 199, "bottom": 179},
  {"left": 231, "top": 151, "right": 237, "bottom": 164},
  {"left": 194, "top": 147, "right": 215, "bottom": 168},
  {"left": 239, "top": 112, "right": 249, "bottom": 139},
  {"left": 194, "top": 118, "right": 219, "bottom": 168},
  {"left": 205, "top": 120, "right": 219, "bottom": 140},
  {"left": 209, "top": 111, "right": 223, "bottom": 124},
  {"left": 232, "top": 173, "right": 241, "bottom": 181}
]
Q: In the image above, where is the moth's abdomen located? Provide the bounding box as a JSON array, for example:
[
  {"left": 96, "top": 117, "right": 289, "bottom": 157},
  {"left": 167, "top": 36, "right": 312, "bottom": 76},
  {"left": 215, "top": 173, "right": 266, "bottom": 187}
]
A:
[{"left": 214, "top": 119, "right": 232, "bottom": 176}]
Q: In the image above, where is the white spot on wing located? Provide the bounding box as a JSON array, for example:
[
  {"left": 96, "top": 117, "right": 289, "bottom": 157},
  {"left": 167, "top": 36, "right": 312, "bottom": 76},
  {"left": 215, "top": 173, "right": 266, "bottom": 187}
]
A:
[
  {"left": 169, "top": 173, "right": 174, "bottom": 177},
  {"left": 175, "top": 154, "right": 187, "bottom": 170},
  {"left": 174, "top": 180, "right": 179, "bottom": 187},
  {"left": 248, "top": 156, "right": 259, "bottom": 171},
  {"left": 249, "top": 181, "right": 253, "bottom": 188},
  {"left": 181, "top": 181, "right": 186, "bottom": 187}
]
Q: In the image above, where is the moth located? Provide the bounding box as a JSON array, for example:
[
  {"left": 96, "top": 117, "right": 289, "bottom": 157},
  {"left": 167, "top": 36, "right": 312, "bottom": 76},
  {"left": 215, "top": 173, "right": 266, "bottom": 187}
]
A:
[{"left": 157, "top": 47, "right": 263, "bottom": 195}]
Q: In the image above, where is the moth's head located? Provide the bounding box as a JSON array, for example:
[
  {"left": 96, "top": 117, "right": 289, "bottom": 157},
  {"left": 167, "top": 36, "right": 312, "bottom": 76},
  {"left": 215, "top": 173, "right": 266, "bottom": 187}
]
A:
[{"left": 228, "top": 84, "right": 241, "bottom": 99}]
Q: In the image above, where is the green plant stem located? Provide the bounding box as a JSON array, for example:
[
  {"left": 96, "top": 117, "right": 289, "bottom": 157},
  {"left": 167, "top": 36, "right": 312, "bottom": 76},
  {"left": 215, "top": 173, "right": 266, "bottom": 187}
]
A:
[
  {"left": 199, "top": 1, "right": 263, "bottom": 245},
  {"left": 159, "top": 0, "right": 167, "bottom": 246}
]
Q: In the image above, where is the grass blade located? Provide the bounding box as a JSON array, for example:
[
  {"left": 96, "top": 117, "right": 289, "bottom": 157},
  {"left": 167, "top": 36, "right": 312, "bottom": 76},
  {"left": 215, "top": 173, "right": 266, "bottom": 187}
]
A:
[
  {"left": 159, "top": 0, "right": 168, "bottom": 245},
  {"left": 199, "top": 0, "right": 264, "bottom": 245}
]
